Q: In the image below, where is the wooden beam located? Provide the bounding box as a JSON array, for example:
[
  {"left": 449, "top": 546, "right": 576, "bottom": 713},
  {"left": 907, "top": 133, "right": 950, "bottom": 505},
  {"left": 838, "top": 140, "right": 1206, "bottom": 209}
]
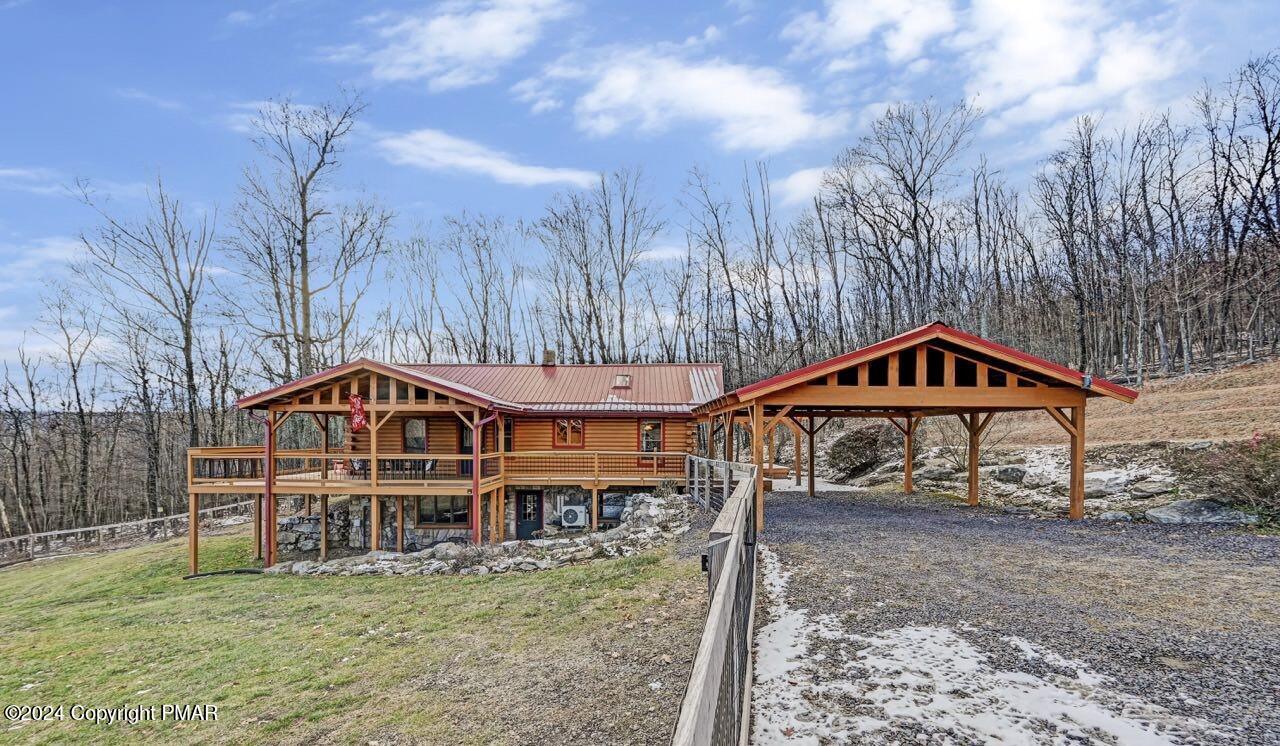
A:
[
  {"left": 396, "top": 496, "right": 405, "bottom": 553},
  {"left": 188, "top": 491, "right": 198, "bottom": 576},
  {"left": 252, "top": 494, "right": 262, "bottom": 561},
  {"left": 1044, "top": 406, "right": 1076, "bottom": 436},
  {"left": 903, "top": 416, "right": 918, "bottom": 493},
  {"left": 975, "top": 412, "right": 996, "bottom": 438},
  {"left": 370, "top": 496, "right": 381, "bottom": 551},
  {"left": 1069, "top": 405, "right": 1086, "bottom": 520},
  {"left": 591, "top": 487, "right": 599, "bottom": 532},
  {"left": 752, "top": 402, "right": 764, "bottom": 532},
  {"left": 807, "top": 416, "right": 816, "bottom": 497},
  {"left": 966, "top": 414, "right": 980, "bottom": 507},
  {"left": 319, "top": 495, "right": 328, "bottom": 563}
]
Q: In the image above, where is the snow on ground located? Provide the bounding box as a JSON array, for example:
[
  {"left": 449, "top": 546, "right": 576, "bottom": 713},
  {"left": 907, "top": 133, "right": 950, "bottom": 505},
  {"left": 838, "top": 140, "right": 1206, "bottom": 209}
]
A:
[
  {"left": 768, "top": 476, "right": 866, "bottom": 493},
  {"left": 752, "top": 544, "right": 1226, "bottom": 745}
]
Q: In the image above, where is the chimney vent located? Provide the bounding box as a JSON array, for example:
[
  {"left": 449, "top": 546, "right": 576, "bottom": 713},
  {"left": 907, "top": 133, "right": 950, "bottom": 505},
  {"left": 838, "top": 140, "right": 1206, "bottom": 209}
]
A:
[{"left": 541, "top": 349, "right": 557, "bottom": 366}]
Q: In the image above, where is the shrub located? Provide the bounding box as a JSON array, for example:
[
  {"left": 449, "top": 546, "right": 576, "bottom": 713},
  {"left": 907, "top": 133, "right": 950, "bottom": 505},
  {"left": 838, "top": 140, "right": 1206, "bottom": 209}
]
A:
[{"left": 1186, "top": 432, "right": 1280, "bottom": 521}]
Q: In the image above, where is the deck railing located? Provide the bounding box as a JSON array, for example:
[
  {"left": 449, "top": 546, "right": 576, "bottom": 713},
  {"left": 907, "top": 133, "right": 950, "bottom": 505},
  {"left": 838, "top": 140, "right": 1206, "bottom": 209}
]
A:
[
  {"left": 673, "top": 456, "right": 758, "bottom": 746},
  {"left": 189, "top": 447, "right": 686, "bottom": 490}
]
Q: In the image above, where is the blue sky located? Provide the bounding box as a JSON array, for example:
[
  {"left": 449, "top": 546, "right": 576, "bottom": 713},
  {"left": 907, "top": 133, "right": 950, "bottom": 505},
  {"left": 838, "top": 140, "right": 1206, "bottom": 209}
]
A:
[{"left": 1, "top": 0, "right": 1277, "bottom": 364}]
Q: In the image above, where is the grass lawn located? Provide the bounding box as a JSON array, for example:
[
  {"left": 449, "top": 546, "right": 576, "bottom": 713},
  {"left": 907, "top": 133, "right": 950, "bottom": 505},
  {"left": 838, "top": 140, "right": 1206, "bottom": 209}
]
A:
[{"left": 0, "top": 532, "right": 706, "bottom": 745}]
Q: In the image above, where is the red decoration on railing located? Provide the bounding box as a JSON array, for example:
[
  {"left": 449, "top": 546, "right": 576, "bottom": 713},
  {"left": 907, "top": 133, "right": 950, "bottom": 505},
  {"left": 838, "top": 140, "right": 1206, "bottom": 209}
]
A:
[{"left": 349, "top": 394, "right": 367, "bottom": 433}]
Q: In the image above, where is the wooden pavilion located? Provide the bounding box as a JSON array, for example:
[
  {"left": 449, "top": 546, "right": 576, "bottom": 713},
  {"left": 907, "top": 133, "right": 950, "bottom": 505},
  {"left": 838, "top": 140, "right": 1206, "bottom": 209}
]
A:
[{"left": 694, "top": 323, "right": 1138, "bottom": 529}]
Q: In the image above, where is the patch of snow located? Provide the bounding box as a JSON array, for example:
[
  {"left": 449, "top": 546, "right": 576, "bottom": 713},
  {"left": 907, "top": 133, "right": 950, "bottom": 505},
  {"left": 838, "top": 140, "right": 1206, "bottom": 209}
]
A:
[
  {"left": 753, "top": 545, "right": 1230, "bottom": 745},
  {"left": 769, "top": 476, "right": 866, "bottom": 493}
]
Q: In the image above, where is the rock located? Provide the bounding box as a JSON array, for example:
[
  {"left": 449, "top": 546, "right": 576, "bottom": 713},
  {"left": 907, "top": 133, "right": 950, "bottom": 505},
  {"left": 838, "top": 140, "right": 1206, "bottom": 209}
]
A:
[
  {"left": 366, "top": 550, "right": 401, "bottom": 560},
  {"left": 292, "top": 560, "right": 318, "bottom": 574},
  {"left": 1084, "top": 470, "right": 1135, "bottom": 498},
  {"left": 1129, "top": 479, "right": 1174, "bottom": 498},
  {"left": 1097, "top": 511, "right": 1133, "bottom": 522},
  {"left": 1144, "top": 498, "right": 1259, "bottom": 525},
  {"left": 263, "top": 562, "right": 294, "bottom": 574},
  {"left": 1185, "top": 441, "right": 1213, "bottom": 451},
  {"left": 1022, "top": 471, "right": 1055, "bottom": 489},
  {"left": 431, "top": 542, "right": 464, "bottom": 559},
  {"left": 914, "top": 465, "right": 956, "bottom": 481},
  {"left": 994, "top": 465, "right": 1027, "bottom": 484},
  {"left": 826, "top": 423, "right": 901, "bottom": 480}
]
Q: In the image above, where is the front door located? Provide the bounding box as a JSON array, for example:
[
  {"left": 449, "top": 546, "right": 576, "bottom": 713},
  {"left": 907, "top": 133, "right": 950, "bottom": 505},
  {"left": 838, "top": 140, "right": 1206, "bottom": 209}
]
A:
[{"left": 515, "top": 490, "right": 542, "bottom": 540}]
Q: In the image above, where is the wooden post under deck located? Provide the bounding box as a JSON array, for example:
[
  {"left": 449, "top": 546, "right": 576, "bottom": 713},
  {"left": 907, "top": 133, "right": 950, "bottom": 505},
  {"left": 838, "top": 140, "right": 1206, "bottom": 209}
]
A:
[
  {"left": 752, "top": 403, "right": 764, "bottom": 531},
  {"left": 591, "top": 487, "right": 599, "bottom": 531},
  {"left": 396, "top": 496, "right": 405, "bottom": 553},
  {"left": 252, "top": 494, "right": 262, "bottom": 561},
  {"left": 498, "top": 486, "right": 507, "bottom": 542},
  {"left": 319, "top": 495, "right": 328, "bottom": 563},
  {"left": 188, "top": 491, "right": 198, "bottom": 575},
  {"left": 966, "top": 413, "right": 980, "bottom": 507},
  {"left": 370, "top": 496, "right": 380, "bottom": 551}
]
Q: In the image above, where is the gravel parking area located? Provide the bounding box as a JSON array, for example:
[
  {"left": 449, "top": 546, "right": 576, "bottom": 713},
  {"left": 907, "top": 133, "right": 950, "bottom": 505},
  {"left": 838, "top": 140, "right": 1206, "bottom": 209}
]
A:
[{"left": 753, "top": 489, "right": 1280, "bottom": 745}]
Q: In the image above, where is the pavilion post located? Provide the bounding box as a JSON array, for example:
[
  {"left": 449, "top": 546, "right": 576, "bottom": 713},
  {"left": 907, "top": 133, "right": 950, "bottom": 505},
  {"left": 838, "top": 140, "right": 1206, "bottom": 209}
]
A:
[
  {"left": 903, "top": 417, "right": 915, "bottom": 493},
  {"left": 966, "top": 414, "right": 980, "bottom": 507},
  {"left": 1069, "top": 404, "right": 1086, "bottom": 520},
  {"left": 728, "top": 416, "right": 737, "bottom": 462},
  {"left": 807, "top": 416, "right": 816, "bottom": 497},
  {"left": 188, "top": 491, "right": 198, "bottom": 576},
  {"left": 752, "top": 403, "right": 765, "bottom": 531},
  {"left": 370, "top": 412, "right": 381, "bottom": 551}
]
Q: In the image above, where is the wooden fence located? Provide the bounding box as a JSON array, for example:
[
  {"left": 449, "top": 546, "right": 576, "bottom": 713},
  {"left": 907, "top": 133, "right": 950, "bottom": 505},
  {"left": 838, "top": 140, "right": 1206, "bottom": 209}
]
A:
[
  {"left": 673, "top": 456, "right": 758, "bottom": 746},
  {"left": 0, "top": 499, "right": 253, "bottom": 566}
]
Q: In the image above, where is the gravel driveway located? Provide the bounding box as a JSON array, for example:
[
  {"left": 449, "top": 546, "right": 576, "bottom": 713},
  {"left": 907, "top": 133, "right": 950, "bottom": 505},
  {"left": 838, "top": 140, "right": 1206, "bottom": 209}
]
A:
[{"left": 753, "top": 488, "right": 1280, "bottom": 745}]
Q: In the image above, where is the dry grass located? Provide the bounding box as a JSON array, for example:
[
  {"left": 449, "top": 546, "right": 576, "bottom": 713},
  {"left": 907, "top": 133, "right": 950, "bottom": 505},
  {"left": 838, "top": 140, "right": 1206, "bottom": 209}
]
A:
[
  {"left": 0, "top": 531, "right": 705, "bottom": 745},
  {"left": 1000, "top": 359, "right": 1280, "bottom": 446}
]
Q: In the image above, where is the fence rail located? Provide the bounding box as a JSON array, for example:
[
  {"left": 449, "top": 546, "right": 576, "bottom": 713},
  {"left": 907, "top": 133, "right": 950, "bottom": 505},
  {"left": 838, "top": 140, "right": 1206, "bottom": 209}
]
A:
[
  {"left": 673, "top": 456, "right": 758, "bottom": 746},
  {"left": 0, "top": 499, "right": 253, "bottom": 564}
]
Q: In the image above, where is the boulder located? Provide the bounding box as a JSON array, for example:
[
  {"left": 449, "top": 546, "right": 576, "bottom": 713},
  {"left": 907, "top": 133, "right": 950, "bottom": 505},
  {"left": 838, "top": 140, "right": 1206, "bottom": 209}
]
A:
[
  {"left": 1144, "top": 498, "right": 1259, "bottom": 525},
  {"left": 826, "top": 424, "right": 901, "bottom": 480},
  {"left": 1097, "top": 511, "right": 1133, "bottom": 522},
  {"left": 431, "top": 542, "right": 464, "bottom": 559},
  {"left": 994, "top": 465, "right": 1027, "bottom": 484},
  {"left": 914, "top": 465, "right": 957, "bottom": 482},
  {"left": 1084, "top": 470, "right": 1135, "bottom": 498}
]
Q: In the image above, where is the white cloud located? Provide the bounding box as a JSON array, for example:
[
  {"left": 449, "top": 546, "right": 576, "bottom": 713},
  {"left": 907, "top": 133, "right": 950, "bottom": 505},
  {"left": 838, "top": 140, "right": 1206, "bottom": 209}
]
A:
[
  {"left": 0, "top": 236, "right": 84, "bottom": 292},
  {"left": 511, "top": 77, "right": 562, "bottom": 113},
  {"left": 537, "top": 49, "right": 848, "bottom": 152},
  {"left": 784, "top": 0, "right": 956, "bottom": 65},
  {"left": 376, "top": 128, "right": 596, "bottom": 187},
  {"left": 0, "top": 166, "right": 65, "bottom": 196},
  {"left": 334, "top": 0, "right": 573, "bottom": 92},
  {"left": 776, "top": 167, "right": 827, "bottom": 207}
]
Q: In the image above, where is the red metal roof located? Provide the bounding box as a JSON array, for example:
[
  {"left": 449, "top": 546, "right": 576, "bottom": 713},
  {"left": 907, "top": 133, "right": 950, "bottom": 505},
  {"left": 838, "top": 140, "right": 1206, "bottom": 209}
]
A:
[
  {"left": 713, "top": 322, "right": 1137, "bottom": 408},
  {"left": 405, "top": 363, "right": 724, "bottom": 413}
]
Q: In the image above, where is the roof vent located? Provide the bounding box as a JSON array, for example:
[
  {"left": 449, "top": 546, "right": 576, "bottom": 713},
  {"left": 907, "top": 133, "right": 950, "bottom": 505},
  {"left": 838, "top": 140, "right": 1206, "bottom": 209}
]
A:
[
  {"left": 613, "top": 373, "right": 632, "bottom": 388},
  {"left": 542, "top": 349, "right": 557, "bottom": 366}
]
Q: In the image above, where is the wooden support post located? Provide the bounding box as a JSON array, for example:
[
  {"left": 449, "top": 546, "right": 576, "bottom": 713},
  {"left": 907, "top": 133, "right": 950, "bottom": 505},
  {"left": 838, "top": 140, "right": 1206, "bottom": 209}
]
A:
[
  {"left": 305, "top": 496, "right": 312, "bottom": 516},
  {"left": 591, "top": 487, "right": 599, "bottom": 531},
  {"left": 903, "top": 417, "right": 915, "bottom": 493},
  {"left": 967, "top": 413, "right": 980, "bottom": 507},
  {"left": 1069, "top": 404, "right": 1085, "bottom": 520},
  {"left": 370, "top": 496, "right": 381, "bottom": 551},
  {"left": 396, "top": 496, "right": 405, "bottom": 553},
  {"left": 498, "top": 486, "right": 507, "bottom": 541},
  {"left": 807, "top": 416, "right": 816, "bottom": 497},
  {"left": 319, "top": 495, "right": 328, "bottom": 563},
  {"left": 252, "top": 494, "right": 262, "bottom": 561},
  {"left": 752, "top": 403, "right": 765, "bottom": 532},
  {"left": 188, "top": 491, "right": 198, "bottom": 576},
  {"left": 320, "top": 413, "right": 329, "bottom": 480},
  {"left": 727, "top": 417, "right": 737, "bottom": 462}
]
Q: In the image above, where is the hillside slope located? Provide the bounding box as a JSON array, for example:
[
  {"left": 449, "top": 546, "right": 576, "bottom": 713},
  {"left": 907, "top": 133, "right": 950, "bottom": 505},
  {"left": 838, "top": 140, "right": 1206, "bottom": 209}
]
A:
[{"left": 1001, "top": 359, "right": 1280, "bottom": 446}]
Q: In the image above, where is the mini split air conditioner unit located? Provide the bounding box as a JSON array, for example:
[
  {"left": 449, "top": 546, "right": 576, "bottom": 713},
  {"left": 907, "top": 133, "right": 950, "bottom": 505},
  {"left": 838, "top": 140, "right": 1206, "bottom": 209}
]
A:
[{"left": 560, "top": 504, "right": 589, "bottom": 528}]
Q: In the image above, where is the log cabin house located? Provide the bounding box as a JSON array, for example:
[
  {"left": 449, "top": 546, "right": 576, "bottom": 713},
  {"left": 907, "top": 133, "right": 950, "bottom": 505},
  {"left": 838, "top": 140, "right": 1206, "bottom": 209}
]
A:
[
  {"left": 188, "top": 356, "right": 723, "bottom": 568},
  {"left": 186, "top": 323, "right": 1135, "bottom": 574}
]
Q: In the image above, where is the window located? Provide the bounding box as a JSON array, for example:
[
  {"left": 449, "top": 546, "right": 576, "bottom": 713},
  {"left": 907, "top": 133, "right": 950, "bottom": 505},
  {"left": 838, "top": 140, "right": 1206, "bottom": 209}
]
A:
[
  {"left": 403, "top": 418, "right": 427, "bottom": 453},
  {"left": 396, "top": 381, "right": 409, "bottom": 402},
  {"left": 416, "top": 496, "right": 469, "bottom": 525},
  {"left": 458, "top": 424, "right": 474, "bottom": 476},
  {"left": 640, "top": 420, "right": 663, "bottom": 452},
  {"left": 554, "top": 418, "right": 585, "bottom": 448},
  {"left": 375, "top": 376, "right": 391, "bottom": 402},
  {"left": 613, "top": 373, "right": 632, "bottom": 388},
  {"left": 503, "top": 417, "right": 514, "bottom": 452}
]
